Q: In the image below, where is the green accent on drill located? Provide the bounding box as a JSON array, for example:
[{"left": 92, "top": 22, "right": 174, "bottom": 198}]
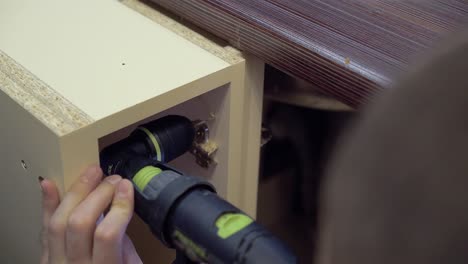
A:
[
  {"left": 173, "top": 230, "right": 208, "bottom": 261},
  {"left": 133, "top": 166, "right": 162, "bottom": 191},
  {"left": 215, "top": 213, "right": 253, "bottom": 239},
  {"left": 137, "top": 126, "right": 162, "bottom": 161}
]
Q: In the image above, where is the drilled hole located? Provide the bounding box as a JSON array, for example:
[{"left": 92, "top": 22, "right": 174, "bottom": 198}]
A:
[{"left": 21, "top": 160, "right": 28, "bottom": 170}]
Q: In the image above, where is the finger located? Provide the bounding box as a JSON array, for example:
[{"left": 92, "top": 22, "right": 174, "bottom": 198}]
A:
[
  {"left": 93, "top": 179, "right": 134, "bottom": 264},
  {"left": 66, "top": 175, "right": 122, "bottom": 263},
  {"left": 48, "top": 165, "right": 103, "bottom": 263},
  {"left": 40, "top": 178, "right": 60, "bottom": 264},
  {"left": 123, "top": 235, "right": 143, "bottom": 264}
]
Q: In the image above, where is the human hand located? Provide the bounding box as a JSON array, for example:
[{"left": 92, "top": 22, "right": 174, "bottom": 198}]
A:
[{"left": 39, "top": 165, "right": 142, "bottom": 264}]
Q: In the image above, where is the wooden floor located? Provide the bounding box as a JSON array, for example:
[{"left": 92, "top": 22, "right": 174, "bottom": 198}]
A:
[{"left": 146, "top": 0, "right": 468, "bottom": 107}]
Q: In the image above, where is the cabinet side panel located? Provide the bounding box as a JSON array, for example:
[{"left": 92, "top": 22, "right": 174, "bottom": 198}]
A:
[
  {"left": 240, "top": 56, "right": 265, "bottom": 217},
  {"left": 0, "top": 91, "right": 64, "bottom": 263},
  {"left": 223, "top": 58, "right": 264, "bottom": 217}
]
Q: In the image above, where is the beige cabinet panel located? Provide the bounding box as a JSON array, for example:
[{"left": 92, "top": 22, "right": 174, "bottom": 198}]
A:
[{"left": 0, "top": 0, "right": 264, "bottom": 262}]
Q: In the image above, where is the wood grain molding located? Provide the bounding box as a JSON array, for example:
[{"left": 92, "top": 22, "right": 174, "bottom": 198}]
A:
[{"left": 147, "top": 0, "right": 468, "bottom": 107}]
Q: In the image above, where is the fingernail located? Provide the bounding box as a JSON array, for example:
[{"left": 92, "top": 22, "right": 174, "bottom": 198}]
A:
[
  {"left": 81, "top": 165, "right": 101, "bottom": 183},
  {"left": 38, "top": 177, "right": 46, "bottom": 194},
  {"left": 105, "top": 175, "right": 122, "bottom": 185},
  {"left": 117, "top": 180, "right": 131, "bottom": 198}
]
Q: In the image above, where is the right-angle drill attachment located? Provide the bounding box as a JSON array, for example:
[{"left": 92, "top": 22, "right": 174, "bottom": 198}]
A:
[
  {"left": 100, "top": 115, "right": 196, "bottom": 175},
  {"left": 100, "top": 115, "right": 297, "bottom": 264}
]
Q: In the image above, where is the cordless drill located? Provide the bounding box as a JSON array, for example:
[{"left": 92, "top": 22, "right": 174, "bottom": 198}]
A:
[{"left": 100, "top": 115, "right": 296, "bottom": 264}]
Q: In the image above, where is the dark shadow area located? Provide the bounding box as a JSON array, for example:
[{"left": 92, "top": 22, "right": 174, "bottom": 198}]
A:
[{"left": 256, "top": 65, "right": 356, "bottom": 263}]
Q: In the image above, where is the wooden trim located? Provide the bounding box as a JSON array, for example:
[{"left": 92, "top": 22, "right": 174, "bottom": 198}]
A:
[{"left": 265, "top": 90, "right": 353, "bottom": 112}]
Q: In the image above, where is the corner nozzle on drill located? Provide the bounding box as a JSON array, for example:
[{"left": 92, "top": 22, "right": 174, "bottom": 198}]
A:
[{"left": 100, "top": 115, "right": 217, "bottom": 176}]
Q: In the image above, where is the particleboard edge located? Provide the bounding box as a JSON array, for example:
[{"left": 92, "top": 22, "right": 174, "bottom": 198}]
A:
[{"left": 0, "top": 50, "right": 94, "bottom": 136}]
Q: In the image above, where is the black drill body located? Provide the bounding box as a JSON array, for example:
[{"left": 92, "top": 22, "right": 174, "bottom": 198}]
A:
[
  {"left": 168, "top": 187, "right": 295, "bottom": 263},
  {"left": 100, "top": 115, "right": 297, "bottom": 264}
]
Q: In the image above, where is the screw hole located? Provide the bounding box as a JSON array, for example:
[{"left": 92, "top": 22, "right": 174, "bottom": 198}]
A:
[
  {"left": 21, "top": 160, "right": 28, "bottom": 170},
  {"left": 121, "top": 62, "right": 126, "bottom": 66}
]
